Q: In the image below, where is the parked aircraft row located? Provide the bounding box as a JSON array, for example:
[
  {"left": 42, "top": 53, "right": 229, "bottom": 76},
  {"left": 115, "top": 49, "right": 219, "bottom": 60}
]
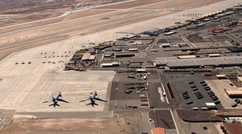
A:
[{"left": 43, "top": 91, "right": 106, "bottom": 107}]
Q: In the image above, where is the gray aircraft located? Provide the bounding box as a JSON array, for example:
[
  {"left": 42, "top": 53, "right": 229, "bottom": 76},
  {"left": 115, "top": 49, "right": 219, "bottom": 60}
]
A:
[
  {"left": 80, "top": 91, "right": 106, "bottom": 107},
  {"left": 43, "top": 92, "right": 69, "bottom": 107}
]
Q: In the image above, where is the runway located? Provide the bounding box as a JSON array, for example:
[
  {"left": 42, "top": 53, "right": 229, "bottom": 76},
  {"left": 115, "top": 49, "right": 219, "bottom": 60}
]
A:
[{"left": 0, "top": 0, "right": 230, "bottom": 59}]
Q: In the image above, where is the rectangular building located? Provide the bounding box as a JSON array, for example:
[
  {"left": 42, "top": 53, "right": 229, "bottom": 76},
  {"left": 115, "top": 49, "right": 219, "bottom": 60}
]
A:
[
  {"left": 154, "top": 56, "right": 242, "bottom": 69},
  {"left": 152, "top": 127, "right": 166, "bottom": 134},
  {"left": 82, "top": 52, "right": 91, "bottom": 61},
  {"left": 223, "top": 123, "right": 242, "bottom": 134}
]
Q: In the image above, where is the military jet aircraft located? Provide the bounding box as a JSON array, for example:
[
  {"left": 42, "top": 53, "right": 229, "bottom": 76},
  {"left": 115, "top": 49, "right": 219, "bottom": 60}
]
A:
[
  {"left": 43, "top": 92, "right": 69, "bottom": 107},
  {"left": 80, "top": 91, "right": 106, "bottom": 107}
]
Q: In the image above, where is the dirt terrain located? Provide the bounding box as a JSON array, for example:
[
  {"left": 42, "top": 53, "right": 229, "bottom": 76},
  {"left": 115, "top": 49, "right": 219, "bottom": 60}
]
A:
[
  {"left": 177, "top": 0, "right": 223, "bottom": 9},
  {"left": 96, "top": 0, "right": 167, "bottom": 9},
  {"left": 138, "top": 0, "right": 223, "bottom": 9},
  {"left": 0, "top": 0, "right": 223, "bottom": 59},
  {"left": 0, "top": 10, "right": 150, "bottom": 46},
  {"left": 0, "top": 10, "right": 174, "bottom": 59},
  {"left": 0, "top": 0, "right": 119, "bottom": 13},
  {"left": 0, "top": 112, "right": 140, "bottom": 134},
  {"left": 0, "top": 0, "right": 122, "bottom": 27},
  {"left": 0, "top": 0, "right": 74, "bottom": 12},
  {"left": 0, "top": 10, "right": 111, "bottom": 34}
]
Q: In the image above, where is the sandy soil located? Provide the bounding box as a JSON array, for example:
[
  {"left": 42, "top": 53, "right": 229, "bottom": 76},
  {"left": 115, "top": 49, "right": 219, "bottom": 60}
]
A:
[
  {"left": 0, "top": 12, "right": 62, "bottom": 27},
  {"left": 138, "top": 0, "right": 202, "bottom": 9},
  {"left": 0, "top": 0, "right": 121, "bottom": 27},
  {"left": 95, "top": 0, "right": 167, "bottom": 9},
  {"left": 176, "top": 0, "right": 224, "bottom": 9},
  {"left": 0, "top": 0, "right": 223, "bottom": 60},
  {"left": 0, "top": 10, "right": 150, "bottom": 46},
  {"left": 0, "top": 35, "right": 68, "bottom": 60},
  {"left": 0, "top": 10, "right": 174, "bottom": 60},
  {"left": 0, "top": 0, "right": 76, "bottom": 13},
  {"left": 0, "top": 112, "right": 140, "bottom": 134},
  {"left": 62, "top": 10, "right": 111, "bottom": 20},
  {"left": 0, "top": 10, "right": 111, "bottom": 34},
  {"left": 72, "top": 10, "right": 175, "bottom": 36}
]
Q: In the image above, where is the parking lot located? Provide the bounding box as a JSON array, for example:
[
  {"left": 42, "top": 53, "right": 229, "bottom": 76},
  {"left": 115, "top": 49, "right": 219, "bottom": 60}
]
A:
[
  {"left": 206, "top": 80, "right": 242, "bottom": 109},
  {"left": 187, "top": 34, "right": 207, "bottom": 43},
  {"left": 168, "top": 73, "right": 223, "bottom": 109},
  {"left": 110, "top": 81, "right": 147, "bottom": 100},
  {"left": 168, "top": 38, "right": 188, "bottom": 47}
]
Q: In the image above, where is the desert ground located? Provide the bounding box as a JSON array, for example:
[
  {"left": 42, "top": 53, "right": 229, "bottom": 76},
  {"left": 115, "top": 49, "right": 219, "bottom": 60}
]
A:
[
  {"left": 0, "top": 0, "right": 226, "bottom": 60},
  {"left": 0, "top": 0, "right": 240, "bottom": 133},
  {"left": 0, "top": 0, "right": 238, "bottom": 113},
  {"left": 0, "top": 111, "right": 140, "bottom": 134}
]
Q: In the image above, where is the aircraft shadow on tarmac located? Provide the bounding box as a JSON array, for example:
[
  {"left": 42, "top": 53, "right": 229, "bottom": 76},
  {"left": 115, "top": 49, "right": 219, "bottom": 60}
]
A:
[
  {"left": 80, "top": 91, "right": 107, "bottom": 107},
  {"left": 43, "top": 92, "right": 69, "bottom": 108},
  {"left": 43, "top": 91, "right": 106, "bottom": 108}
]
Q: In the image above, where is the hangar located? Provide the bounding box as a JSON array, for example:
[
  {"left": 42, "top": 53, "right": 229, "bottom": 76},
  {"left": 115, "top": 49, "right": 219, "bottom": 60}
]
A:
[{"left": 154, "top": 56, "right": 242, "bottom": 68}]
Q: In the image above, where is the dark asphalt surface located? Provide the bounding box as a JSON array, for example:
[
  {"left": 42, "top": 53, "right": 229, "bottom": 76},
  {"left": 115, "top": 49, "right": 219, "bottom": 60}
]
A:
[
  {"left": 149, "top": 110, "right": 175, "bottom": 129},
  {"left": 168, "top": 73, "right": 224, "bottom": 109}
]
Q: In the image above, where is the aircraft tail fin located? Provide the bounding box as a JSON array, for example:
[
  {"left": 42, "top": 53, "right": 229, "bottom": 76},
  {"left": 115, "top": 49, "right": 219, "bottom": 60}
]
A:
[
  {"left": 49, "top": 102, "right": 60, "bottom": 107},
  {"left": 86, "top": 102, "right": 98, "bottom": 107}
]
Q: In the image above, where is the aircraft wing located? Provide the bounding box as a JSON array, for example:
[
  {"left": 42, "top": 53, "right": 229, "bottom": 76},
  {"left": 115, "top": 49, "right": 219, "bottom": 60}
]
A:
[
  {"left": 96, "top": 96, "right": 104, "bottom": 99},
  {"left": 58, "top": 97, "right": 68, "bottom": 102},
  {"left": 58, "top": 99, "right": 69, "bottom": 103},
  {"left": 59, "top": 97, "right": 67, "bottom": 100},
  {"left": 95, "top": 96, "right": 107, "bottom": 102}
]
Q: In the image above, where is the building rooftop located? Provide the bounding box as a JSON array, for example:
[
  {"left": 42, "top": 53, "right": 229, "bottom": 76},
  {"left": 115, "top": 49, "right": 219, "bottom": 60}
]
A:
[
  {"left": 115, "top": 53, "right": 135, "bottom": 56},
  {"left": 136, "top": 69, "right": 146, "bottom": 72},
  {"left": 89, "top": 55, "right": 96, "bottom": 60},
  {"left": 82, "top": 52, "right": 91, "bottom": 60},
  {"left": 152, "top": 127, "right": 166, "bottom": 134},
  {"left": 223, "top": 123, "right": 242, "bottom": 134},
  {"left": 155, "top": 56, "right": 242, "bottom": 68}
]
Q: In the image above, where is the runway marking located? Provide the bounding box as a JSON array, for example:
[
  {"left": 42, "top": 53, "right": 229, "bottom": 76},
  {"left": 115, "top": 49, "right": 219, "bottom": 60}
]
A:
[{"left": 158, "top": 87, "right": 165, "bottom": 102}]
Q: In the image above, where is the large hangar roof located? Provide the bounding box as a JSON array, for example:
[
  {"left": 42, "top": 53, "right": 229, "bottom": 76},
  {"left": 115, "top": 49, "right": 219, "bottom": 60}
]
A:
[
  {"left": 167, "top": 58, "right": 198, "bottom": 67},
  {"left": 155, "top": 56, "right": 242, "bottom": 68}
]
